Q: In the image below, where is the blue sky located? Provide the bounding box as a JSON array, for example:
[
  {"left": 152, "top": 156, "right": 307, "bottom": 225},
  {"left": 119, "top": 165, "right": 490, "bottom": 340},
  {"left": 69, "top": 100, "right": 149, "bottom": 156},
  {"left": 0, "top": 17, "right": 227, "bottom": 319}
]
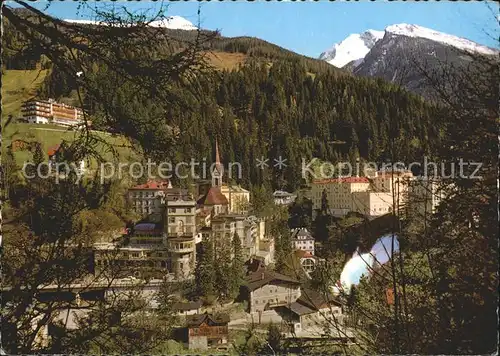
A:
[{"left": 14, "top": 1, "right": 498, "bottom": 58}]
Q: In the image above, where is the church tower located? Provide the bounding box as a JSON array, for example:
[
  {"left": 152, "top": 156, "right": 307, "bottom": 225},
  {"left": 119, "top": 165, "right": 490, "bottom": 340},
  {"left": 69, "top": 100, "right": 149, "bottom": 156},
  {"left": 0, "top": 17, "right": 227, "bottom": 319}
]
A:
[{"left": 212, "top": 138, "right": 223, "bottom": 188}]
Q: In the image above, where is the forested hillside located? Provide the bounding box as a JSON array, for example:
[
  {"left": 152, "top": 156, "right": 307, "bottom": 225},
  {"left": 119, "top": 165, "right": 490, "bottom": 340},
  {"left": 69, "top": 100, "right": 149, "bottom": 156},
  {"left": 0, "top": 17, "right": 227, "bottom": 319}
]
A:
[
  {"left": 68, "top": 60, "right": 442, "bottom": 191},
  {"left": 3, "top": 10, "right": 443, "bottom": 191}
]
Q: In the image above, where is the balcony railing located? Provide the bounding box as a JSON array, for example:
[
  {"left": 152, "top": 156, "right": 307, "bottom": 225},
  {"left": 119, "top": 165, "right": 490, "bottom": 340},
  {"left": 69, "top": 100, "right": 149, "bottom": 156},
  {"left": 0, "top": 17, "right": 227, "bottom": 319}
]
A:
[{"left": 168, "top": 240, "right": 195, "bottom": 253}]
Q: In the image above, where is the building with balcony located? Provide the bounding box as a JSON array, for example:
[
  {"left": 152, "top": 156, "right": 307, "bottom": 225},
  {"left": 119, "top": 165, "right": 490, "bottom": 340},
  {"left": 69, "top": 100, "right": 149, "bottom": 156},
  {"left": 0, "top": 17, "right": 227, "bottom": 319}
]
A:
[
  {"left": 94, "top": 189, "right": 198, "bottom": 280},
  {"left": 187, "top": 313, "right": 229, "bottom": 350},
  {"left": 22, "top": 98, "right": 85, "bottom": 126},
  {"left": 165, "top": 190, "right": 198, "bottom": 279}
]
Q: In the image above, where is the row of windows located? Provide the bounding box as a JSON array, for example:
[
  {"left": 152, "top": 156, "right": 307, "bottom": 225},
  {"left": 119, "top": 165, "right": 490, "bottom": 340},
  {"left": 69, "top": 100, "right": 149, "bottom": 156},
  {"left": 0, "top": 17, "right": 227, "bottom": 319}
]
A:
[
  {"left": 135, "top": 200, "right": 156, "bottom": 206},
  {"left": 168, "top": 217, "right": 193, "bottom": 223},
  {"left": 131, "top": 192, "right": 156, "bottom": 198},
  {"left": 135, "top": 207, "right": 153, "bottom": 214},
  {"left": 168, "top": 208, "right": 192, "bottom": 213},
  {"left": 294, "top": 241, "right": 314, "bottom": 245},
  {"left": 96, "top": 259, "right": 168, "bottom": 268},
  {"left": 255, "top": 296, "right": 292, "bottom": 305}
]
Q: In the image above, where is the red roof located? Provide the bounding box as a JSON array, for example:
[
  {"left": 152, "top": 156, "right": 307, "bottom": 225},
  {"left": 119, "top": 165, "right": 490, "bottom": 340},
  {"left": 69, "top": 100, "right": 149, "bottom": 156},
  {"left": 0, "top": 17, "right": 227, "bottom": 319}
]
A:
[
  {"left": 313, "top": 177, "right": 369, "bottom": 184},
  {"left": 294, "top": 249, "right": 314, "bottom": 258},
  {"left": 47, "top": 144, "right": 61, "bottom": 157},
  {"left": 129, "top": 180, "right": 171, "bottom": 190},
  {"left": 197, "top": 187, "right": 228, "bottom": 206}
]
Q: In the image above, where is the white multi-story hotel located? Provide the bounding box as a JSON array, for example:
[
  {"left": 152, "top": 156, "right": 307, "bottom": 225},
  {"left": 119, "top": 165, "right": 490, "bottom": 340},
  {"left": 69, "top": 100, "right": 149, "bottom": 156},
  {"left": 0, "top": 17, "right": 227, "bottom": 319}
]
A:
[{"left": 22, "top": 98, "right": 85, "bottom": 126}]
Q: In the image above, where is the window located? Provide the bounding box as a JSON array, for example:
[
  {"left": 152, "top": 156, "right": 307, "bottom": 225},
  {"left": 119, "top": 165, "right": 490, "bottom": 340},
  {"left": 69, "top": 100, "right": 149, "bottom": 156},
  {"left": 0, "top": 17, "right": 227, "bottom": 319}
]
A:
[{"left": 169, "top": 217, "right": 175, "bottom": 223}]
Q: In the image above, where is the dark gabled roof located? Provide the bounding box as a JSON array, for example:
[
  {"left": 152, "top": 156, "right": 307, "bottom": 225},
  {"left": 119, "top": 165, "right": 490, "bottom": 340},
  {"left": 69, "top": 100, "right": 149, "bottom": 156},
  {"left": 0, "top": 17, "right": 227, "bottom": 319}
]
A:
[
  {"left": 245, "top": 270, "right": 301, "bottom": 291},
  {"left": 287, "top": 301, "right": 316, "bottom": 316},
  {"left": 244, "top": 258, "right": 265, "bottom": 275},
  {"left": 186, "top": 313, "right": 230, "bottom": 327},
  {"left": 197, "top": 187, "right": 228, "bottom": 206},
  {"left": 172, "top": 300, "right": 202, "bottom": 312},
  {"left": 291, "top": 227, "right": 314, "bottom": 240},
  {"left": 297, "top": 288, "right": 341, "bottom": 311}
]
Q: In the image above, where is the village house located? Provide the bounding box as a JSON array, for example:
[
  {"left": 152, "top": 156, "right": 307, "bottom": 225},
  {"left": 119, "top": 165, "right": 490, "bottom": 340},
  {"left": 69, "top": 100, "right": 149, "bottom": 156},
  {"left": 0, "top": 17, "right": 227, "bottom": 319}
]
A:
[
  {"left": 243, "top": 269, "right": 301, "bottom": 313},
  {"left": 290, "top": 227, "right": 315, "bottom": 255},
  {"left": 281, "top": 288, "right": 343, "bottom": 333},
  {"left": 186, "top": 313, "right": 229, "bottom": 350}
]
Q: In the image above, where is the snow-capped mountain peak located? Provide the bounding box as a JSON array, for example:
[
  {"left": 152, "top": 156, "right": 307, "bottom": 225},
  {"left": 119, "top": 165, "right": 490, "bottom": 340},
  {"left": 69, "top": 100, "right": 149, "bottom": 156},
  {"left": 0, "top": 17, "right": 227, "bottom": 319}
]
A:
[
  {"left": 64, "top": 16, "right": 197, "bottom": 31},
  {"left": 148, "top": 16, "right": 197, "bottom": 30},
  {"left": 385, "top": 23, "right": 497, "bottom": 56},
  {"left": 320, "top": 23, "right": 498, "bottom": 69},
  {"left": 319, "top": 29, "right": 384, "bottom": 68}
]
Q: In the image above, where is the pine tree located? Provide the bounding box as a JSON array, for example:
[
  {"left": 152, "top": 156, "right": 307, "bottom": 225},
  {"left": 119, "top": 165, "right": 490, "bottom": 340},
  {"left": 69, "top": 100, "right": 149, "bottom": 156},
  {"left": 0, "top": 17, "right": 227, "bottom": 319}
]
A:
[
  {"left": 215, "top": 245, "right": 232, "bottom": 301},
  {"left": 230, "top": 232, "right": 245, "bottom": 299},
  {"left": 195, "top": 236, "right": 216, "bottom": 300}
]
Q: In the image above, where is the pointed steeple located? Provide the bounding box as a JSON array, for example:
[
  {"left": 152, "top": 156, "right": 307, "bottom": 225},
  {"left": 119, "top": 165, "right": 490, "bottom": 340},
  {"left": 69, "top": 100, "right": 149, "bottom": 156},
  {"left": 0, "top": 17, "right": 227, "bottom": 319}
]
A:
[
  {"left": 215, "top": 138, "right": 221, "bottom": 169},
  {"left": 212, "top": 138, "right": 223, "bottom": 187}
]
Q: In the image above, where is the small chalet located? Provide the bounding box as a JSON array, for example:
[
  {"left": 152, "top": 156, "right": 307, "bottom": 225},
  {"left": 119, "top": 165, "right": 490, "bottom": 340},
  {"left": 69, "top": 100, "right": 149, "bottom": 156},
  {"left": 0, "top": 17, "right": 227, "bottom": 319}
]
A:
[{"left": 186, "top": 313, "right": 229, "bottom": 350}]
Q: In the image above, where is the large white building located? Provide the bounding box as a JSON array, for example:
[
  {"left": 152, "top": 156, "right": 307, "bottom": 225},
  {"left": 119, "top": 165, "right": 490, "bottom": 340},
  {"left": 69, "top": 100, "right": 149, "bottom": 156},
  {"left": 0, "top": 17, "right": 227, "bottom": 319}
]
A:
[
  {"left": 310, "top": 177, "right": 371, "bottom": 217},
  {"left": 22, "top": 98, "right": 85, "bottom": 126},
  {"left": 310, "top": 170, "right": 414, "bottom": 218}
]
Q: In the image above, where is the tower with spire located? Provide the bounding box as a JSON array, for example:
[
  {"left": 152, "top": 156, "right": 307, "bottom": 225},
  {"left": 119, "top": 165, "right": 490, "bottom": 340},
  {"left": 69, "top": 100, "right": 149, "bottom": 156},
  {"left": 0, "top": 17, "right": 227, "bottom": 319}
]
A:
[{"left": 212, "top": 138, "right": 223, "bottom": 188}]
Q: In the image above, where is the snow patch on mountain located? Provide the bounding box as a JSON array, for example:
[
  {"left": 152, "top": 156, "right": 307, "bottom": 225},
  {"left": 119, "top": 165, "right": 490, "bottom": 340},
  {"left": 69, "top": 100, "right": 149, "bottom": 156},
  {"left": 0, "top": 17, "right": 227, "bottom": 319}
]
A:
[
  {"left": 319, "top": 29, "right": 384, "bottom": 68},
  {"left": 64, "top": 16, "right": 197, "bottom": 31},
  {"left": 385, "top": 24, "right": 497, "bottom": 56}
]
